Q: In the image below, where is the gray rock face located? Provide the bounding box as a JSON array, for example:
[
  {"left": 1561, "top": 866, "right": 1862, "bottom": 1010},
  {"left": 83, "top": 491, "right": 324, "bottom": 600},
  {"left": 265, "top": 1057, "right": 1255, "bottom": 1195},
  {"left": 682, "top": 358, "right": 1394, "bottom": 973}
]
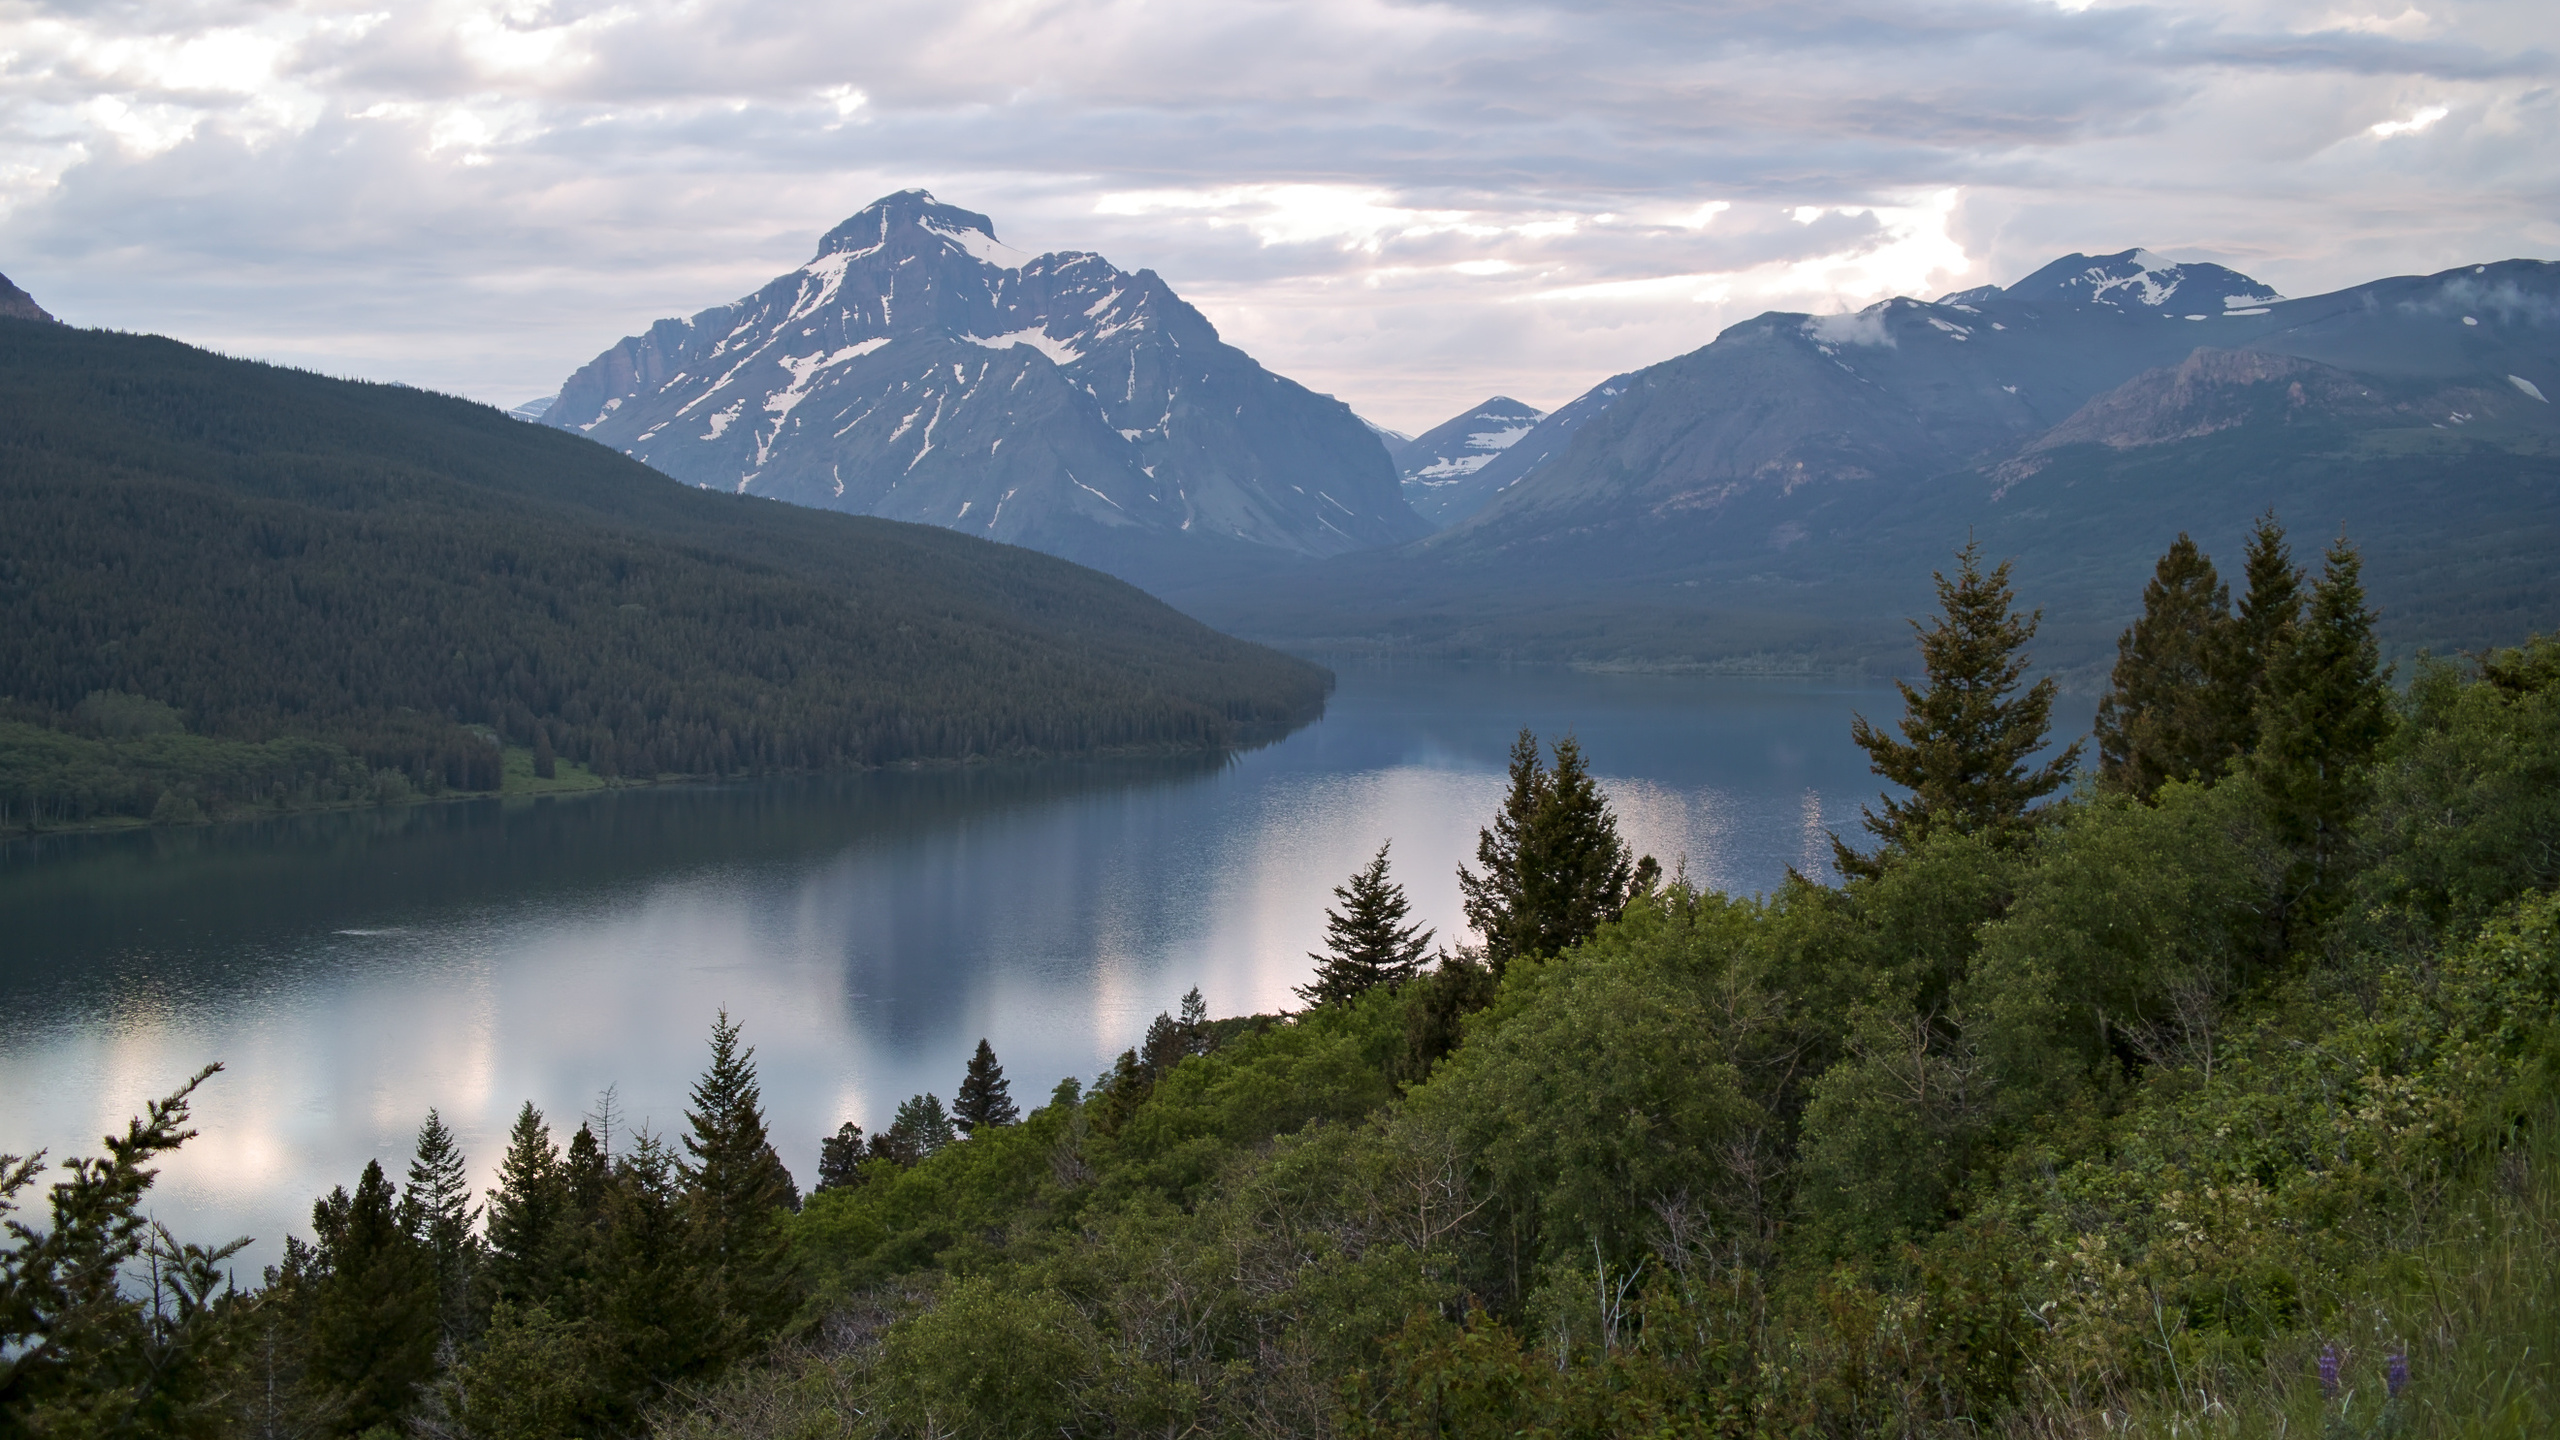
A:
[
  {"left": 544, "top": 191, "right": 1425, "bottom": 576},
  {"left": 1438, "top": 254, "right": 2560, "bottom": 571},
  {"left": 1154, "top": 253, "right": 2560, "bottom": 668},
  {"left": 1396, "top": 396, "right": 1547, "bottom": 527},
  {"left": 0, "top": 273, "right": 56, "bottom": 324}
]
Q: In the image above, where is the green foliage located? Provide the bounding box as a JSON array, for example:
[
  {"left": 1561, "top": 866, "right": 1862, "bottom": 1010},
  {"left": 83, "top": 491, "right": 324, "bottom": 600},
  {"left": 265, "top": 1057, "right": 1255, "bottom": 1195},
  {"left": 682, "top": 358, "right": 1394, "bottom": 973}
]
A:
[
  {"left": 0, "top": 319, "right": 1331, "bottom": 828},
  {"left": 21, "top": 547, "right": 2560, "bottom": 1440},
  {"left": 872, "top": 1275, "right": 1091, "bottom": 1439},
  {"left": 1839, "top": 538, "right": 2080, "bottom": 877},
  {"left": 1300, "top": 841, "right": 1435, "bottom": 1007},
  {"left": 481, "top": 1102, "right": 568, "bottom": 1311},
  {"left": 0, "top": 1065, "right": 246, "bottom": 1439},
  {"left": 397, "top": 1110, "right": 480, "bottom": 1350},
  {"left": 0, "top": 717, "right": 367, "bottom": 831},
  {"left": 952, "top": 1041, "right": 1018, "bottom": 1135},
  {"left": 300, "top": 1161, "right": 438, "bottom": 1435},
  {"left": 446, "top": 1302, "right": 618, "bottom": 1440},
  {"left": 2096, "top": 533, "right": 2240, "bottom": 798},
  {"left": 2230, "top": 509, "right": 2306, "bottom": 747},
  {"left": 682, "top": 1012, "right": 801, "bottom": 1352},
  {"left": 2358, "top": 633, "right": 2560, "bottom": 945},
  {"left": 1459, "top": 730, "right": 1654, "bottom": 970},
  {"left": 2249, "top": 534, "right": 2395, "bottom": 939}
]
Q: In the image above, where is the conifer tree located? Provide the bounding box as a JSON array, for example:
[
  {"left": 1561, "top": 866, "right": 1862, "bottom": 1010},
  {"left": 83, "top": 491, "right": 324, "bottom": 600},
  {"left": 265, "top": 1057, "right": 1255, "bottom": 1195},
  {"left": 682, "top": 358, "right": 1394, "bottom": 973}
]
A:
[
  {"left": 397, "top": 1109, "right": 480, "bottom": 1350},
  {"left": 564, "top": 1123, "right": 611, "bottom": 1228},
  {"left": 2095, "top": 534, "right": 2236, "bottom": 799},
  {"left": 874, "top": 1093, "right": 957, "bottom": 1165},
  {"left": 815, "top": 1122, "right": 867, "bottom": 1191},
  {"left": 1836, "top": 540, "right": 2079, "bottom": 878},
  {"left": 2223, "top": 510, "right": 2304, "bottom": 753},
  {"left": 953, "top": 1039, "right": 1020, "bottom": 1134},
  {"left": 1297, "top": 841, "right": 1435, "bottom": 1006},
  {"left": 586, "top": 1131, "right": 722, "bottom": 1414},
  {"left": 681, "top": 1011, "right": 800, "bottom": 1349},
  {"left": 0, "top": 1065, "right": 246, "bottom": 1435},
  {"left": 482, "top": 1102, "right": 566, "bottom": 1310},
  {"left": 2246, "top": 534, "right": 2393, "bottom": 937},
  {"left": 1460, "top": 731, "right": 1654, "bottom": 970},
  {"left": 305, "top": 1159, "right": 438, "bottom": 1435}
]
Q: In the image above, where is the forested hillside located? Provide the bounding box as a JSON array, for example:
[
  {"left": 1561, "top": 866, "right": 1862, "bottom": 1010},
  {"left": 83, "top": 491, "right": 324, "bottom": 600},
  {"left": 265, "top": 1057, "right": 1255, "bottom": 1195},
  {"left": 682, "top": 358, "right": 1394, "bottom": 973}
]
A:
[
  {"left": 11, "top": 528, "right": 2557, "bottom": 1437},
  {"left": 0, "top": 318, "right": 1329, "bottom": 828}
]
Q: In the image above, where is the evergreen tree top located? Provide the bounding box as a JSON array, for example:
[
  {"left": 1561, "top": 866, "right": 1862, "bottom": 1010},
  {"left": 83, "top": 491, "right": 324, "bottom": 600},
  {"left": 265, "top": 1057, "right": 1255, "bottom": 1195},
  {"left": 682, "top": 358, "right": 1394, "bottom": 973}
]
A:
[
  {"left": 1839, "top": 539, "right": 2078, "bottom": 876},
  {"left": 1298, "top": 840, "right": 1435, "bottom": 1007}
]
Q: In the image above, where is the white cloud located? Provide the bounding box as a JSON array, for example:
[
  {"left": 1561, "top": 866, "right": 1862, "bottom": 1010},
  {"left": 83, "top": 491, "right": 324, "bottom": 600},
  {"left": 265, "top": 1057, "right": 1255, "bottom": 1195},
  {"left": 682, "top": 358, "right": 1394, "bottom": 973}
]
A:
[
  {"left": 2369, "top": 102, "right": 2450, "bottom": 136},
  {"left": 0, "top": 0, "right": 2547, "bottom": 433}
]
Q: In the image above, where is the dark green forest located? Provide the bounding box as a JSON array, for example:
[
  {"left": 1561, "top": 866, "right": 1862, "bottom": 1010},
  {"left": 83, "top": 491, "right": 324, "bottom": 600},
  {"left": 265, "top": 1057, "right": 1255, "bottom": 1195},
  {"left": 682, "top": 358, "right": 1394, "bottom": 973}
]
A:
[
  {"left": 8, "top": 525, "right": 2559, "bottom": 1438},
  {"left": 0, "top": 318, "right": 1329, "bottom": 828}
]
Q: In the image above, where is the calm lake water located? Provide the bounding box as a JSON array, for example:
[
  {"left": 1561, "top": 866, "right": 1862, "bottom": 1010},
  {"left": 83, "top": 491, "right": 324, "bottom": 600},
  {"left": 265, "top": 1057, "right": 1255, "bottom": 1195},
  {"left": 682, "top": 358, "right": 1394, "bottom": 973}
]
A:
[{"left": 0, "top": 663, "right": 2050, "bottom": 1273}]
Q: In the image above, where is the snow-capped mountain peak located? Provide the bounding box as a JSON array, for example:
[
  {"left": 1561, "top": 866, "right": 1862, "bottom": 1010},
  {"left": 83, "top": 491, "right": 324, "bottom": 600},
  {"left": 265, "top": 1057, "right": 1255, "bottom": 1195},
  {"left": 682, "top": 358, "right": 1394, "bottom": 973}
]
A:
[
  {"left": 2004, "top": 248, "right": 2283, "bottom": 312},
  {"left": 541, "top": 191, "right": 1423, "bottom": 573}
]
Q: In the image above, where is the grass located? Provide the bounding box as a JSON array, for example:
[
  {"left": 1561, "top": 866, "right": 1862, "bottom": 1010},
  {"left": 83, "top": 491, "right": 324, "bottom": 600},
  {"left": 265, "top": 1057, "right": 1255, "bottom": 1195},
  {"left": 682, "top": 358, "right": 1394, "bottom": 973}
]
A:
[
  {"left": 2036, "top": 1115, "right": 2560, "bottom": 1439},
  {"left": 498, "top": 745, "right": 609, "bottom": 796}
]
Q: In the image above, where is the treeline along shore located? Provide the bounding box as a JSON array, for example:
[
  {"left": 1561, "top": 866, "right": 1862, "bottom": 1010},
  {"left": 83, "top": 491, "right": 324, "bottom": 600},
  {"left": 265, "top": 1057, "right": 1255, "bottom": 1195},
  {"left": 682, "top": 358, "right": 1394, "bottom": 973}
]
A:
[
  {"left": 0, "top": 317, "right": 1331, "bottom": 831},
  {"left": 8, "top": 517, "right": 2559, "bottom": 1437}
]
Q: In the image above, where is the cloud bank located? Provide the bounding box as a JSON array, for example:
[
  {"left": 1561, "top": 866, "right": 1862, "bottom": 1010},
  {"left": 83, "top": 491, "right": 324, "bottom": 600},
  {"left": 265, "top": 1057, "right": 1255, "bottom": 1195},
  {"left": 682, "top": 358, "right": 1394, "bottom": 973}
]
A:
[{"left": 2, "top": 0, "right": 2552, "bottom": 430}]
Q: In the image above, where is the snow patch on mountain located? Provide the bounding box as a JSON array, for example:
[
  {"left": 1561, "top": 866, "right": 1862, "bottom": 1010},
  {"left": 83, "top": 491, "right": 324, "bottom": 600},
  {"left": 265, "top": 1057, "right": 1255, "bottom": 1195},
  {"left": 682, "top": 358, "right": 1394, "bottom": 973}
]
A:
[
  {"left": 967, "top": 328, "right": 1083, "bottom": 366},
  {"left": 926, "top": 218, "right": 1029, "bottom": 271}
]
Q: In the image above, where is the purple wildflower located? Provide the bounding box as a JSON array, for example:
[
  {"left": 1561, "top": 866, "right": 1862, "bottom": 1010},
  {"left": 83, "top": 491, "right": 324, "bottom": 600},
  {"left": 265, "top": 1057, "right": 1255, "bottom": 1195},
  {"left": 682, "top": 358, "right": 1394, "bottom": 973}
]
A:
[
  {"left": 2318, "top": 1343, "right": 2340, "bottom": 1399},
  {"left": 2387, "top": 1351, "right": 2408, "bottom": 1399}
]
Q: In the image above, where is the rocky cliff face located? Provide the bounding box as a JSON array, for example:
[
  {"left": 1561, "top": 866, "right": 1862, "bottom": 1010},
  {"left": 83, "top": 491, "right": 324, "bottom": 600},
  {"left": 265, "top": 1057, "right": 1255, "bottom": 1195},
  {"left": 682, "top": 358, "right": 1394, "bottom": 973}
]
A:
[
  {"left": 543, "top": 191, "right": 1426, "bottom": 579},
  {"left": 0, "top": 273, "right": 57, "bottom": 324}
]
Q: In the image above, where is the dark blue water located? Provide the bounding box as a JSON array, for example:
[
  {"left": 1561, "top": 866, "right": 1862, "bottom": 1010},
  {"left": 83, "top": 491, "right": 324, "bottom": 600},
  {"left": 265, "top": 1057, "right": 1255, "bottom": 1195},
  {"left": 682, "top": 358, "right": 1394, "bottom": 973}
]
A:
[{"left": 0, "top": 663, "right": 2004, "bottom": 1270}]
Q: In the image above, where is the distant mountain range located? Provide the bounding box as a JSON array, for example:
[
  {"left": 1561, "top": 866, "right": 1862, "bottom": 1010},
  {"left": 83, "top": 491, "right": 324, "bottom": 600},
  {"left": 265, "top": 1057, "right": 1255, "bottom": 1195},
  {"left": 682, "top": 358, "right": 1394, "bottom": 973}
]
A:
[
  {"left": 538, "top": 191, "right": 1425, "bottom": 584},
  {"left": 1153, "top": 249, "right": 2560, "bottom": 672},
  {"left": 1387, "top": 396, "right": 1546, "bottom": 526}
]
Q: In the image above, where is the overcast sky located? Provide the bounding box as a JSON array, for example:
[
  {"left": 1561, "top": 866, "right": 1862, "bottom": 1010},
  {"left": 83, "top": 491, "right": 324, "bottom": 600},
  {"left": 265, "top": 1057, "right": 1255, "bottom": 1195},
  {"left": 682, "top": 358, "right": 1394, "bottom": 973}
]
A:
[{"left": 2, "top": 0, "right": 2551, "bottom": 432}]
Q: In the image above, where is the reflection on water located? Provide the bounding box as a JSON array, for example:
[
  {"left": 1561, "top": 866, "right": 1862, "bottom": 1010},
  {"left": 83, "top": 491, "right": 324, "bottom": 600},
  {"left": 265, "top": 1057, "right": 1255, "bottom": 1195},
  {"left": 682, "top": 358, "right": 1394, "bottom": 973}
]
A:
[{"left": 0, "top": 663, "right": 1983, "bottom": 1272}]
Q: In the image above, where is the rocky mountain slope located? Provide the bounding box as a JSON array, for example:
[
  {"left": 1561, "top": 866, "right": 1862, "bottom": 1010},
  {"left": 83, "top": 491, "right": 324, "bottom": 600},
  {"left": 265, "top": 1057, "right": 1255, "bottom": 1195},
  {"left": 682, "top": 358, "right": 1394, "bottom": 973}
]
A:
[
  {"left": 0, "top": 273, "right": 55, "bottom": 324},
  {"left": 1160, "top": 251, "right": 2560, "bottom": 670},
  {"left": 541, "top": 191, "right": 1426, "bottom": 583},
  {"left": 1394, "top": 396, "right": 1546, "bottom": 526}
]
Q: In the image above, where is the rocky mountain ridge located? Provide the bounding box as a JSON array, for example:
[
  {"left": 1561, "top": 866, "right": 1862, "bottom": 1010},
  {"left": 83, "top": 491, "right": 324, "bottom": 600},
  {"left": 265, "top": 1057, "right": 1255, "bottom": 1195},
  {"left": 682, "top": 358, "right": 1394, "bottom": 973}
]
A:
[
  {"left": 542, "top": 191, "right": 1425, "bottom": 582},
  {"left": 1156, "top": 250, "right": 2560, "bottom": 670}
]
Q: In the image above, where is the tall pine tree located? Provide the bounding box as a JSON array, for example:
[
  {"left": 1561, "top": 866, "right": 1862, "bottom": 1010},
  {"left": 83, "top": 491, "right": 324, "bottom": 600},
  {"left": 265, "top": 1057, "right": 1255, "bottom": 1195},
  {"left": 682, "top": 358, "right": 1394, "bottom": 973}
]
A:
[
  {"left": 2246, "top": 533, "right": 2393, "bottom": 940},
  {"left": 2095, "top": 534, "right": 2236, "bottom": 799},
  {"left": 1459, "top": 731, "right": 1654, "bottom": 970},
  {"left": 481, "top": 1102, "right": 567, "bottom": 1311},
  {"left": 1836, "top": 539, "right": 2078, "bottom": 878},
  {"left": 681, "top": 1011, "right": 800, "bottom": 1353},
  {"left": 953, "top": 1040, "right": 1020, "bottom": 1134},
  {"left": 1297, "top": 841, "right": 1435, "bottom": 1006},
  {"left": 2223, "top": 510, "right": 2304, "bottom": 755},
  {"left": 304, "top": 1159, "right": 438, "bottom": 1435},
  {"left": 397, "top": 1109, "right": 481, "bottom": 1351}
]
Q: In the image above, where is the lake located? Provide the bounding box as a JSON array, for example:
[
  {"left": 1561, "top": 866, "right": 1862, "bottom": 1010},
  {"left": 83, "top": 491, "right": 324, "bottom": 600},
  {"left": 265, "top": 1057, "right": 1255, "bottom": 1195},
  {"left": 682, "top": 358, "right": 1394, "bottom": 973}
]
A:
[{"left": 0, "top": 663, "right": 2038, "bottom": 1273}]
